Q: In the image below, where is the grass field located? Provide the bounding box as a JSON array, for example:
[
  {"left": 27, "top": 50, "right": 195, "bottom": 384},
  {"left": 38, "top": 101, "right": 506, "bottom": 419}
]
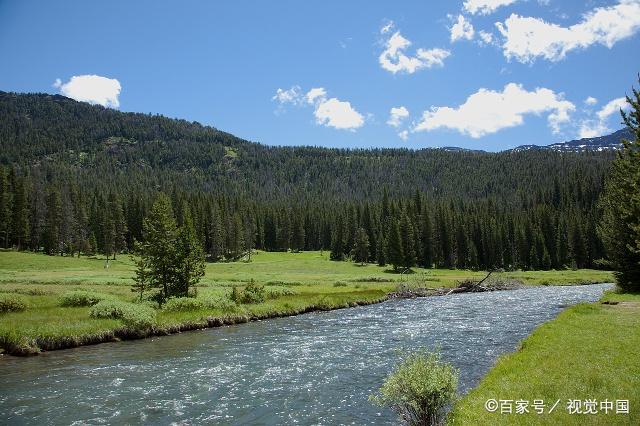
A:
[
  {"left": 450, "top": 290, "right": 640, "bottom": 425},
  {"left": 0, "top": 250, "right": 614, "bottom": 355}
]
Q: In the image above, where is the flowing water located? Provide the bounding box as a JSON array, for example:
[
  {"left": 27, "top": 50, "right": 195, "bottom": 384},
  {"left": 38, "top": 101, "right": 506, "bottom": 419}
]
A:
[{"left": 0, "top": 284, "right": 611, "bottom": 425}]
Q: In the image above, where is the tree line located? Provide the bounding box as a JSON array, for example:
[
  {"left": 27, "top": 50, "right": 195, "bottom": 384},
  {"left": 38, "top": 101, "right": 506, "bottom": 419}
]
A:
[{"left": 0, "top": 166, "right": 605, "bottom": 271}]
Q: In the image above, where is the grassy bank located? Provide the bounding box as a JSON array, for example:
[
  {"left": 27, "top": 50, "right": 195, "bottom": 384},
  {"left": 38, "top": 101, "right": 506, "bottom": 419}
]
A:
[
  {"left": 451, "top": 290, "right": 640, "bottom": 425},
  {"left": 0, "top": 250, "right": 614, "bottom": 355}
]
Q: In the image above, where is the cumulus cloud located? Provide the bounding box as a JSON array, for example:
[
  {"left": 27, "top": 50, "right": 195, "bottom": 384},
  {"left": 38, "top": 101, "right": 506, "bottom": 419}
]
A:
[
  {"left": 272, "top": 86, "right": 364, "bottom": 131},
  {"left": 464, "top": 0, "right": 519, "bottom": 15},
  {"left": 584, "top": 96, "right": 598, "bottom": 106},
  {"left": 53, "top": 75, "right": 121, "bottom": 108},
  {"left": 496, "top": 1, "right": 640, "bottom": 63},
  {"left": 413, "top": 83, "right": 575, "bottom": 138},
  {"left": 387, "top": 106, "right": 410, "bottom": 127},
  {"left": 398, "top": 130, "right": 409, "bottom": 141},
  {"left": 450, "top": 15, "right": 475, "bottom": 42},
  {"left": 579, "top": 97, "right": 629, "bottom": 138},
  {"left": 379, "top": 22, "right": 450, "bottom": 74},
  {"left": 313, "top": 97, "right": 365, "bottom": 130}
]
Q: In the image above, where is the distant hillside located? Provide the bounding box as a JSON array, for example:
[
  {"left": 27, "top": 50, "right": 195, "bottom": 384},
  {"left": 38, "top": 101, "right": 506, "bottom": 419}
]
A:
[
  {"left": 0, "top": 91, "right": 614, "bottom": 203},
  {"left": 513, "top": 127, "right": 633, "bottom": 153},
  {"left": 0, "top": 91, "right": 618, "bottom": 270}
]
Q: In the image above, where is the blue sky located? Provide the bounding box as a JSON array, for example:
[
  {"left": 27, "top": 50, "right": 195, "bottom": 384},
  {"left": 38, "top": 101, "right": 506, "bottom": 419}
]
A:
[{"left": 1, "top": 0, "right": 639, "bottom": 151}]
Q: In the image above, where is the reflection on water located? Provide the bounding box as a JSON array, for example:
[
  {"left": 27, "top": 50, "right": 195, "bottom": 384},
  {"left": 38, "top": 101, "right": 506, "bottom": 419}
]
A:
[{"left": 0, "top": 284, "right": 610, "bottom": 425}]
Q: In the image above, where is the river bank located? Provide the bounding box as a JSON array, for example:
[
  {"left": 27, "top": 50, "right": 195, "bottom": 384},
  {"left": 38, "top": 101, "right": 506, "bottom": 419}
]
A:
[
  {"left": 0, "top": 251, "right": 615, "bottom": 356},
  {"left": 450, "top": 289, "right": 640, "bottom": 425}
]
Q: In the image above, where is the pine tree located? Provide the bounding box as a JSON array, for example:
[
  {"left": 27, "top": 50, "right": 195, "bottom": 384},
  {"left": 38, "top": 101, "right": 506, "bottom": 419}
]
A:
[
  {"left": 399, "top": 212, "right": 416, "bottom": 268},
  {"left": 376, "top": 229, "right": 386, "bottom": 266},
  {"left": 419, "top": 210, "right": 433, "bottom": 268},
  {"left": 173, "top": 205, "right": 206, "bottom": 297},
  {"left": 11, "top": 175, "right": 29, "bottom": 250},
  {"left": 209, "top": 204, "right": 225, "bottom": 261},
  {"left": 598, "top": 83, "right": 640, "bottom": 291},
  {"left": 0, "top": 169, "right": 12, "bottom": 248},
  {"left": 330, "top": 214, "right": 345, "bottom": 261},
  {"left": 136, "top": 193, "right": 178, "bottom": 306},
  {"left": 291, "top": 214, "right": 305, "bottom": 252},
  {"left": 43, "top": 187, "right": 62, "bottom": 255},
  {"left": 386, "top": 219, "right": 404, "bottom": 271},
  {"left": 352, "top": 227, "right": 369, "bottom": 265}
]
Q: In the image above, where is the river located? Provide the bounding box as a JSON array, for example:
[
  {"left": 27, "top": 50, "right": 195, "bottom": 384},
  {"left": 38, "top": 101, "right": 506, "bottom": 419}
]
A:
[{"left": 0, "top": 284, "right": 611, "bottom": 425}]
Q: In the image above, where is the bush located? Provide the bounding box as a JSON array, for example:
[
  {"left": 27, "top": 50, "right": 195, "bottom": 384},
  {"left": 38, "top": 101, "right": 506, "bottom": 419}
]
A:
[
  {"left": 264, "top": 286, "right": 299, "bottom": 299},
  {"left": 59, "top": 290, "right": 113, "bottom": 307},
  {"left": 202, "top": 295, "right": 237, "bottom": 311},
  {"left": 333, "top": 281, "right": 348, "bottom": 287},
  {"left": 370, "top": 349, "right": 459, "bottom": 426},
  {"left": 163, "top": 297, "right": 204, "bottom": 312},
  {"left": 239, "top": 279, "right": 265, "bottom": 304},
  {"left": 90, "top": 300, "right": 156, "bottom": 329},
  {"left": 0, "top": 294, "right": 27, "bottom": 313}
]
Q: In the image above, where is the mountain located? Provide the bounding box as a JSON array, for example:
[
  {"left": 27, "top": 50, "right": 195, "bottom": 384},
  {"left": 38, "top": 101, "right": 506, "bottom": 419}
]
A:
[
  {"left": 513, "top": 127, "right": 633, "bottom": 153},
  {"left": 0, "top": 91, "right": 617, "bottom": 270},
  {"left": 0, "top": 91, "right": 615, "bottom": 203}
]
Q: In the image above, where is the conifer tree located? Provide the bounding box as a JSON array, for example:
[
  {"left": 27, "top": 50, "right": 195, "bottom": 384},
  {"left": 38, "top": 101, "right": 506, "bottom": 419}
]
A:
[
  {"left": 399, "top": 212, "right": 416, "bottom": 268},
  {"left": 352, "top": 227, "right": 369, "bottom": 265},
  {"left": 376, "top": 229, "right": 386, "bottom": 266},
  {"left": 136, "top": 193, "right": 178, "bottom": 305},
  {"left": 598, "top": 82, "right": 640, "bottom": 291},
  {"left": 43, "top": 187, "right": 62, "bottom": 255},
  {"left": 173, "top": 206, "right": 205, "bottom": 297},
  {"left": 386, "top": 219, "right": 404, "bottom": 271},
  {"left": 330, "top": 214, "right": 345, "bottom": 261},
  {"left": 0, "top": 169, "right": 12, "bottom": 248}
]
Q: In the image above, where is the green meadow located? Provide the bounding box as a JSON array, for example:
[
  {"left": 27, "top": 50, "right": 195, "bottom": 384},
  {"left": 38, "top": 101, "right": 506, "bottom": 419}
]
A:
[
  {"left": 0, "top": 250, "right": 614, "bottom": 355},
  {"left": 450, "top": 290, "right": 640, "bottom": 425}
]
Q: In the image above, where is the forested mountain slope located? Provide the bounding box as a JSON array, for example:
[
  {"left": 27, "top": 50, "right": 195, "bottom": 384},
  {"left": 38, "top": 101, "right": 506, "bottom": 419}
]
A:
[{"left": 0, "top": 91, "right": 616, "bottom": 271}]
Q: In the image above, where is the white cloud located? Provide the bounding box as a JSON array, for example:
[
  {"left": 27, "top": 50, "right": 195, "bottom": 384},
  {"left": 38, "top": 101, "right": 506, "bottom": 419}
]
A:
[
  {"left": 306, "top": 87, "right": 327, "bottom": 105},
  {"left": 398, "top": 130, "right": 409, "bottom": 141},
  {"left": 272, "top": 86, "right": 364, "bottom": 131},
  {"left": 413, "top": 83, "right": 575, "bottom": 138},
  {"left": 496, "top": 1, "right": 640, "bottom": 63},
  {"left": 379, "top": 22, "right": 450, "bottom": 74},
  {"left": 450, "top": 15, "right": 475, "bottom": 42},
  {"left": 272, "top": 85, "right": 303, "bottom": 105},
  {"left": 53, "top": 75, "right": 121, "bottom": 108},
  {"left": 464, "top": 0, "right": 519, "bottom": 15},
  {"left": 387, "top": 106, "right": 410, "bottom": 127},
  {"left": 478, "top": 30, "right": 494, "bottom": 45},
  {"left": 597, "top": 97, "right": 627, "bottom": 121},
  {"left": 584, "top": 96, "right": 598, "bottom": 106},
  {"left": 579, "top": 96, "right": 629, "bottom": 138},
  {"left": 314, "top": 97, "right": 364, "bottom": 130}
]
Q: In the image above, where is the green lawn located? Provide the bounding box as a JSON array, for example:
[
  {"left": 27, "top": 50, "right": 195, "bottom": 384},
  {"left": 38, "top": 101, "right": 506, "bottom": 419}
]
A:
[
  {"left": 451, "top": 290, "right": 640, "bottom": 425},
  {"left": 0, "top": 250, "right": 615, "bottom": 355}
]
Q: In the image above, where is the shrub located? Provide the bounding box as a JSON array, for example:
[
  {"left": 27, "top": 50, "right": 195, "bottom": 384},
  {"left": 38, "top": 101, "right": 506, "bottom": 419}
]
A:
[
  {"left": 333, "top": 281, "right": 348, "bottom": 287},
  {"left": 239, "top": 279, "right": 265, "bottom": 304},
  {"left": 202, "top": 296, "right": 237, "bottom": 311},
  {"left": 59, "top": 290, "right": 113, "bottom": 307},
  {"left": 90, "top": 300, "right": 156, "bottom": 329},
  {"left": 163, "top": 297, "right": 204, "bottom": 312},
  {"left": 0, "top": 294, "right": 27, "bottom": 313},
  {"left": 370, "top": 349, "right": 459, "bottom": 426},
  {"left": 264, "top": 286, "right": 298, "bottom": 299},
  {"left": 265, "top": 280, "right": 303, "bottom": 287}
]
